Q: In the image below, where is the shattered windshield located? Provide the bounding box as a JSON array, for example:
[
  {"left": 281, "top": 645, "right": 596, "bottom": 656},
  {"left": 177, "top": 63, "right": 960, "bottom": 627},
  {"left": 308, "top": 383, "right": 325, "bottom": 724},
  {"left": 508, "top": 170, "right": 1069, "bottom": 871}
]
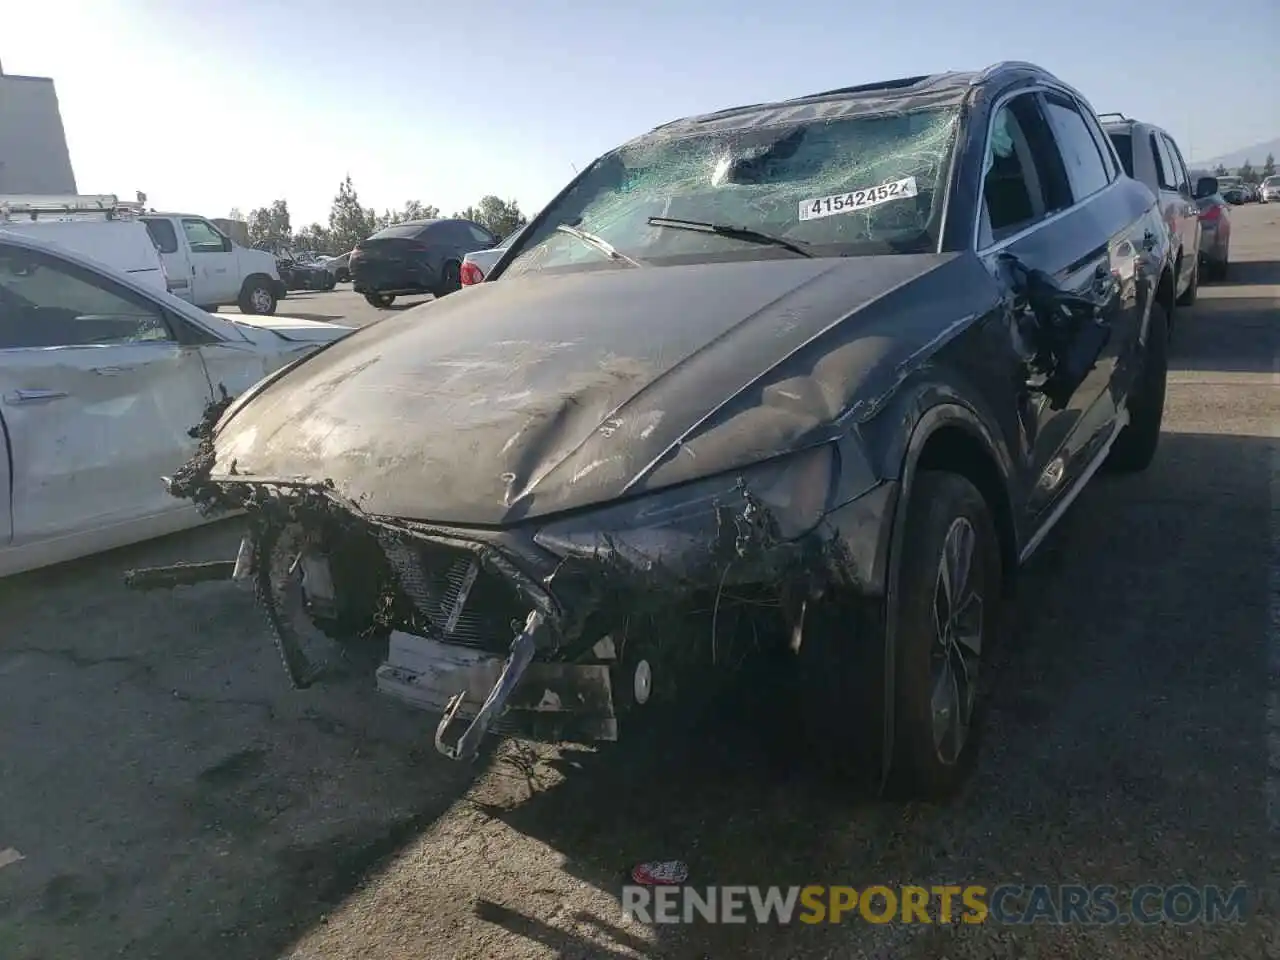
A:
[{"left": 502, "top": 106, "right": 960, "bottom": 277}]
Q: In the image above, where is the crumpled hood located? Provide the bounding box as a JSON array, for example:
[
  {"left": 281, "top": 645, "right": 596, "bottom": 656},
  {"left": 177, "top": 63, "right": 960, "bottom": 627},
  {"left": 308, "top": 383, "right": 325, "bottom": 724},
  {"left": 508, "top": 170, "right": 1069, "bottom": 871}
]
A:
[{"left": 209, "top": 253, "right": 978, "bottom": 524}]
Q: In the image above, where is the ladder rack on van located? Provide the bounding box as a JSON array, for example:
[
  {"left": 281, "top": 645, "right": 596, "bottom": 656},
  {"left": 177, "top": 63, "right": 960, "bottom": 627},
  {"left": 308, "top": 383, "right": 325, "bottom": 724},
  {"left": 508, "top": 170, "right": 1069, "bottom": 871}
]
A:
[{"left": 0, "top": 194, "right": 139, "bottom": 223}]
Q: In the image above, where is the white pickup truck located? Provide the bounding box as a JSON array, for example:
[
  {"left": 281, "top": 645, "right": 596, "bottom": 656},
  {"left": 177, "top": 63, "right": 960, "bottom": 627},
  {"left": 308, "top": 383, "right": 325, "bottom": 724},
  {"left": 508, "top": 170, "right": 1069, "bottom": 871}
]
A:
[{"left": 139, "top": 211, "right": 287, "bottom": 315}]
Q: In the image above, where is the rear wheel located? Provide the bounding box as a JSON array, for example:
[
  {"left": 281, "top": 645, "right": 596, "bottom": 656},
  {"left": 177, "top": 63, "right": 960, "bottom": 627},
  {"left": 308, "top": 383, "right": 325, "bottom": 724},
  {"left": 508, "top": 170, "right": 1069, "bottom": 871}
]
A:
[
  {"left": 364, "top": 292, "right": 396, "bottom": 308},
  {"left": 1107, "top": 301, "right": 1168, "bottom": 473},
  {"left": 434, "top": 260, "right": 462, "bottom": 297},
  {"left": 238, "top": 278, "right": 278, "bottom": 315}
]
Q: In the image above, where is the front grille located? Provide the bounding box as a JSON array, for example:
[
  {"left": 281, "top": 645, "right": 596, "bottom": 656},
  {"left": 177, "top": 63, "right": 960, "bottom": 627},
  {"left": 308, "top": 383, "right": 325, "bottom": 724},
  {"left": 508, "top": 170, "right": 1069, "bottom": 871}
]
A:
[{"left": 378, "top": 533, "right": 527, "bottom": 652}]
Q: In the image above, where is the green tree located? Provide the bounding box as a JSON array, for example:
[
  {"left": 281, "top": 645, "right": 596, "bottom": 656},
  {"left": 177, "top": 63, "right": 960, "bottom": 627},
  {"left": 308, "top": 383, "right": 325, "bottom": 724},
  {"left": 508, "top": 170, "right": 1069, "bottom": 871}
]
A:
[
  {"left": 1214, "top": 163, "right": 1229, "bottom": 176},
  {"left": 294, "top": 223, "right": 332, "bottom": 253},
  {"left": 453, "top": 204, "right": 481, "bottom": 223},
  {"left": 475, "top": 196, "right": 527, "bottom": 237},
  {"left": 227, "top": 207, "right": 245, "bottom": 222},
  {"left": 328, "top": 175, "right": 376, "bottom": 253},
  {"left": 373, "top": 199, "right": 441, "bottom": 229},
  {"left": 1263, "top": 153, "right": 1276, "bottom": 179},
  {"left": 1239, "top": 159, "right": 1257, "bottom": 184},
  {"left": 246, "top": 199, "right": 292, "bottom": 249}
]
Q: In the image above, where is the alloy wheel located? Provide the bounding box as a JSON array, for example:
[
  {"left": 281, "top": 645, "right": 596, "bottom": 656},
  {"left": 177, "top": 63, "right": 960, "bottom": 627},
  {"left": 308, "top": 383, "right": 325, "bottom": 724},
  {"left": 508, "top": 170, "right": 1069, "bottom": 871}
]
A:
[{"left": 929, "top": 517, "right": 984, "bottom": 764}]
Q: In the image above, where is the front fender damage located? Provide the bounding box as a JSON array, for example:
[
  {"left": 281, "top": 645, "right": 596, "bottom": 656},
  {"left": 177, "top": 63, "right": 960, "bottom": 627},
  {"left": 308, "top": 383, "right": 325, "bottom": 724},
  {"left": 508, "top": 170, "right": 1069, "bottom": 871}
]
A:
[{"left": 154, "top": 411, "right": 878, "bottom": 764}]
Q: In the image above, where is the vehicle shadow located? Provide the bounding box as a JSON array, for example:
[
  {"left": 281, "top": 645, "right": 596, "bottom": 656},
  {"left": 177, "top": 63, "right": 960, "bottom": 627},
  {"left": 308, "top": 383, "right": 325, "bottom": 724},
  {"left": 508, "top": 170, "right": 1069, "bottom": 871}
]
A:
[
  {"left": 0, "top": 521, "right": 487, "bottom": 960},
  {"left": 1211, "top": 258, "right": 1279, "bottom": 286},
  {"left": 467, "top": 429, "right": 1273, "bottom": 959}
]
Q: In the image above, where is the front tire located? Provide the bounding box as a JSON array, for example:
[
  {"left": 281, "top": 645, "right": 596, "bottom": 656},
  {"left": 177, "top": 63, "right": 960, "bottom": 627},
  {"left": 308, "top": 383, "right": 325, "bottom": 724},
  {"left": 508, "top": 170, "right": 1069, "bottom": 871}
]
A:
[
  {"left": 1107, "top": 301, "right": 1168, "bottom": 473},
  {"left": 364, "top": 292, "right": 396, "bottom": 308},
  {"left": 238, "top": 278, "right": 278, "bottom": 315},
  {"left": 885, "top": 471, "right": 1001, "bottom": 800}
]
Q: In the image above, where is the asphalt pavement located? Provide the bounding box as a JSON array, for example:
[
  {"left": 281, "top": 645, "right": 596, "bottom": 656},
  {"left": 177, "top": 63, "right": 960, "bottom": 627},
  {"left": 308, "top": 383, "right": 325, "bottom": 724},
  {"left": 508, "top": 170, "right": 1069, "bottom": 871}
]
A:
[{"left": 1, "top": 205, "right": 1276, "bottom": 959}]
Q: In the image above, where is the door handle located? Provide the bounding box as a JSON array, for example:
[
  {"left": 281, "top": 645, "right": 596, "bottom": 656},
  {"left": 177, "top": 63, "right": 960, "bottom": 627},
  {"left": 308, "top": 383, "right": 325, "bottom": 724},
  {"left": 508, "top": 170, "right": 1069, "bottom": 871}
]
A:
[
  {"left": 6, "top": 388, "right": 70, "bottom": 404},
  {"left": 92, "top": 365, "right": 137, "bottom": 375}
]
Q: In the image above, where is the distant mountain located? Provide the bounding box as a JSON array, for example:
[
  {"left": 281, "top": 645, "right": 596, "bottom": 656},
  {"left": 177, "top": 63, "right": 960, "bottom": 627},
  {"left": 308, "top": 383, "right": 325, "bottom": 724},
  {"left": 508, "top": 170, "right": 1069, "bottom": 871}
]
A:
[{"left": 1193, "top": 137, "right": 1280, "bottom": 171}]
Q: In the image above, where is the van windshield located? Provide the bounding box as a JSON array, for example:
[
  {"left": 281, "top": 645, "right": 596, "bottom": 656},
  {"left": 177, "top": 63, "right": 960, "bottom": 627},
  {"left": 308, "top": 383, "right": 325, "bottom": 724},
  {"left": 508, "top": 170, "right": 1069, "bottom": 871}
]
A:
[{"left": 501, "top": 107, "right": 960, "bottom": 277}]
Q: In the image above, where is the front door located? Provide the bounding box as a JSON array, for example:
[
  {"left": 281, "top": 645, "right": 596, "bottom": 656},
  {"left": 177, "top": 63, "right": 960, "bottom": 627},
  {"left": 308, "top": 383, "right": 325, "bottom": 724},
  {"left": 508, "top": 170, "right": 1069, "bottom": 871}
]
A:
[
  {"left": 180, "top": 218, "right": 241, "bottom": 306},
  {"left": 0, "top": 241, "right": 214, "bottom": 545},
  {"left": 975, "top": 89, "right": 1128, "bottom": 521}
]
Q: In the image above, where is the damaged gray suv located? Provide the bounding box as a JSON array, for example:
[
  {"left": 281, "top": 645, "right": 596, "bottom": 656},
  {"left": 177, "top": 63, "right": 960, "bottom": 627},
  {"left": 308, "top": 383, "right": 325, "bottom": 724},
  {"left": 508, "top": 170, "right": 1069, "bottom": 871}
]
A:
[{"left": 155, "top": 62, "right": 1174, "bottom": 800}]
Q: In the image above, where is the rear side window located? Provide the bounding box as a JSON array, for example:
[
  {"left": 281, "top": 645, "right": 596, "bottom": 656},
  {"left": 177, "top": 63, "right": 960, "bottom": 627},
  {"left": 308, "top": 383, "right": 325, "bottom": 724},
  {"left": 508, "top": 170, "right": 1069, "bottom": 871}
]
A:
[
  {"left": 368, "top": 223, "right": 431, "bottom": 240},
  {"left": 1108, "top": 132, "right": 1135, "bottom": 178},
  {"left": 1040, "top": 93, "right": 1111, "bottom": 201},
  {"left": 464, "top": 223, "right": 496, "bottom": 246},
  {"left": 143, "top": 217, "right": 179, "bottom": 254}
]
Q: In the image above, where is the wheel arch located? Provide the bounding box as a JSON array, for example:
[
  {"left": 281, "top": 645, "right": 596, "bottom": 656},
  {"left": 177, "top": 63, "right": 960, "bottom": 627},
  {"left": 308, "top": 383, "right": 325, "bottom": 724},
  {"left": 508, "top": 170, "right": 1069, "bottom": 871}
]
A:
[{"left": 872, "top": 398, "right": 1021, "bottom": 791}]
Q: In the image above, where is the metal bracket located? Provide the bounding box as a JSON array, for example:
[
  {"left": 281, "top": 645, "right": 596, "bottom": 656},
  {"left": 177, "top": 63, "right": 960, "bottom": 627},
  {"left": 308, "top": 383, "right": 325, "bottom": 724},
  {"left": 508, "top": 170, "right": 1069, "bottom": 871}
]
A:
[{"left": 433, "top": 609, "right": 545, "bottom": 762}]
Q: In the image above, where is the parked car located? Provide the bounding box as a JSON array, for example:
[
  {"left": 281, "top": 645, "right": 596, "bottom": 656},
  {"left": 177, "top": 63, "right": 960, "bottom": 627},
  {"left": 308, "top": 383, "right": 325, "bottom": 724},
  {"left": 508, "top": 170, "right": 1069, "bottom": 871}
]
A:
[
  {"left": 276, "top": 251, "right": 337, "bottom": 292},
  {"left": 0, "top": 193, "right": 170, "bottom": 295},
  {"left": 1192, "top": 178, "right": 1232, "bottom": 280},
  {"left": 0, "top": 231, "right": 353, "bottom": 578},
  {"left": 350, "top": 218, "right": 501, "bottom": 308},
  {"left": 1259, "top": 175, "right": 1280, "bottom": 203},
  {"left": 159, "top": 62, "right": 1174, "bottom": 801},
  {"left": 1101, "top": 114, "right": 1203, "bottom": 307},
  {"left": 460, "top": 225, "right": 528, "bottom": 286},
  {"left": 140, "top": 213, "right": 286, "bottom": 315},
  {"left": 1221, "top": 184, "right": 1249, "bottom": 205},
  {"left": 320, "top": 250, "right": 352, "bottom": 282}
]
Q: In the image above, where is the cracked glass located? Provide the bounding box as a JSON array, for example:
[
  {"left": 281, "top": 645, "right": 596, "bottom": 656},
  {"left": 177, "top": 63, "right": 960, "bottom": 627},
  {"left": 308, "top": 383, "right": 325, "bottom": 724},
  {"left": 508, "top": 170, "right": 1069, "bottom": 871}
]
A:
[{"left": 503, "top": 107, "right": 961, "bottom": 276}]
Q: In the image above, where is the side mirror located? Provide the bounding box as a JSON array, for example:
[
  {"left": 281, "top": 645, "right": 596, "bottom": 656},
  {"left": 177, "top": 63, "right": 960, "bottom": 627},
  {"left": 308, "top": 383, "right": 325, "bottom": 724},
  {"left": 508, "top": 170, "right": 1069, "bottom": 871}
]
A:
[{"left": 1195, "top": 176, "right": 1218, "bottom": 199}]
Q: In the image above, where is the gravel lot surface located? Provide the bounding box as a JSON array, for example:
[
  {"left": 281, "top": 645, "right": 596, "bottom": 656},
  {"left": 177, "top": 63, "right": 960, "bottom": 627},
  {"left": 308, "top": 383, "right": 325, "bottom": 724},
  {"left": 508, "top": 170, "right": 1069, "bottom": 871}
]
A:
[{"left": 1, "top": 205, "right": 1276, "bottom": 959}]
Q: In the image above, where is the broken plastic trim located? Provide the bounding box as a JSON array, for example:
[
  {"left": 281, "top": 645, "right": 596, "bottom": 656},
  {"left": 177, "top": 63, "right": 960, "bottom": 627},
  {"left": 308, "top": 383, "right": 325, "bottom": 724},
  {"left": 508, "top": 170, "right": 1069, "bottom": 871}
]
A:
[{"left": 434, "top": 610, "right": 545, "bottom": 761}]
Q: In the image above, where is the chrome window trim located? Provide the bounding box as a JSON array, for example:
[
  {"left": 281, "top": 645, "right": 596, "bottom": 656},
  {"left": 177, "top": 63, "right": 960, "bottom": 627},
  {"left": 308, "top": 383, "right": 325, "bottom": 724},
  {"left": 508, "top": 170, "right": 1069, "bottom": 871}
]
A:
[{"left": 972, "top": 83, "right": 1122, "bottom": 256}]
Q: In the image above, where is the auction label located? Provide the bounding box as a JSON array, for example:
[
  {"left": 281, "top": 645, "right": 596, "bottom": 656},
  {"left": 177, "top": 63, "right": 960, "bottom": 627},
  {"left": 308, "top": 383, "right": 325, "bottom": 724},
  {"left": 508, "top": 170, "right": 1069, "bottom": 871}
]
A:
[{"left": 798, "top": 176, "right": 918, "bottom": 221}]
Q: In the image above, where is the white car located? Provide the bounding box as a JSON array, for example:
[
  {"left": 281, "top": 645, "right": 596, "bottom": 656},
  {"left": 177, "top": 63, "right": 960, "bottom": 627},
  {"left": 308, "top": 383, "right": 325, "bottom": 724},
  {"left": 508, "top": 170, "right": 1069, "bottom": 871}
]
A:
[
  {"left": 0, "top": 231, "right": 354, "bottom": 577},
  {"left": 1260, "top": 175, "right": 1280, "bottom": 203}
]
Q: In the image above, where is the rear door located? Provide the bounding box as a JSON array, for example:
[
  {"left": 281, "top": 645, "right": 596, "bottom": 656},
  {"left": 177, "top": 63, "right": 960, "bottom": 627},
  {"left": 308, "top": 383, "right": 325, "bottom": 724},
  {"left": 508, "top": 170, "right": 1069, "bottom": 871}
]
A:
[{"left": 0, "top": 241, "right": 215, "bottom": 545}]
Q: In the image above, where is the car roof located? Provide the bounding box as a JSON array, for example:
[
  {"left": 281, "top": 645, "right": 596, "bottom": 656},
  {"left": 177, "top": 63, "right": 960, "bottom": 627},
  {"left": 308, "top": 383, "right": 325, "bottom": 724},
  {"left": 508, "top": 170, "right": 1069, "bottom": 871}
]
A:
[{"left": 636, "top": 61, "right": 1068, "bottom": 144}]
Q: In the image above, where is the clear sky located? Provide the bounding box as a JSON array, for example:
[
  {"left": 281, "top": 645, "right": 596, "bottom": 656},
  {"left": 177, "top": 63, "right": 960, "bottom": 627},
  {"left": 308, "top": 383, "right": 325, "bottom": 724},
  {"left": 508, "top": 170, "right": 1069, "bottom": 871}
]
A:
[{"left": 5, "top": 0, "right": 1277, "bottom": 226}]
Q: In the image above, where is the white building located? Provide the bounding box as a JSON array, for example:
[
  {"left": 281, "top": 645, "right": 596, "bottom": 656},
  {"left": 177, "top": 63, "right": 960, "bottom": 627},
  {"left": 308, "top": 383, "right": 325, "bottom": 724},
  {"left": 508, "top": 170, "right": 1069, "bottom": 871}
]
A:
[{"left": 0, "top": 65, "right": 77, "bottom": 194}]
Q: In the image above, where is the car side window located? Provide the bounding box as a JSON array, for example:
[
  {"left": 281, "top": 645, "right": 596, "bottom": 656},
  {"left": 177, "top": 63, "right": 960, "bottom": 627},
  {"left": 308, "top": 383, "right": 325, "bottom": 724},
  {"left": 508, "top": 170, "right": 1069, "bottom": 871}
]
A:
[
  {"left": 182, "top": 218, "right": 228, "bottom": 254},
  {"left": 1040, "top": 93, "right": 1111, "bottom": 202},
  {"left": 0, "top": 244, "right": 173, "bottom": 350},
  {"left": 465, "top": 223, "right": 496, "bottom": 246},
  {"left": 1163, "top": 136, "right": 1191, "bottom": 195},
  {"left": 143, "top": 218, "right": 180, "bottom": 254},
  {"left": 1151, "top": 135, "right": 1177, "bottom": 191},
  {"left": 979, "top": 94, "right": 1064, "bottom": 246}
]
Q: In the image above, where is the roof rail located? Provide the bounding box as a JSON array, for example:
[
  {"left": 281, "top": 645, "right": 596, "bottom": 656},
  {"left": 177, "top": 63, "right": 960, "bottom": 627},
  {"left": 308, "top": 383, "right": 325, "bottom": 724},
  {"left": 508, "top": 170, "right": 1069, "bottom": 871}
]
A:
[
  {"left": 1095, "top": 112, "right": 1130, "bottom": 122},
  {"left": 0, "top": 193, "right": 136, "bottom": 222}
]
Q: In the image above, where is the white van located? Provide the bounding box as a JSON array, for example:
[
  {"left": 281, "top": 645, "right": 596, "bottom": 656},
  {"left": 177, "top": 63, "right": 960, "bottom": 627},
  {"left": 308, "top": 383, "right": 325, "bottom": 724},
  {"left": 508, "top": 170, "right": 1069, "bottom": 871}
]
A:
[
  {"left": 139, "top": 212, "right": 286, "bottom": 315},
  {"left": 0, "top": 194, "right": 168, "bottom": 294}
]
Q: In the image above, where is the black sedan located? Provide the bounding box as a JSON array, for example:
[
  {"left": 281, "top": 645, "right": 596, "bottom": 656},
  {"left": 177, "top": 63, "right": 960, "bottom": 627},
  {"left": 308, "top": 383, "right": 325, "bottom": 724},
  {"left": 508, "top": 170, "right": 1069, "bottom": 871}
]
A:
[
  {"left": 161, "top": 62, "right": 1174, "bottom": 800},
  {"left": 349, "top": 218, "right": 501, "bottom": 308}
]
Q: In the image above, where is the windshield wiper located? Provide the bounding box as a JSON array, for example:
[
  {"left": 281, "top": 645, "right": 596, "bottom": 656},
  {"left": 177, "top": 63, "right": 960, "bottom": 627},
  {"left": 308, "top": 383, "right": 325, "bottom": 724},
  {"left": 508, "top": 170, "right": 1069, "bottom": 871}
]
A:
[
  {"left": 647, "top": 217, "right": 813, "bottom": 258},
  {"left": 554, "top": 224, "right": 642, "bottom": 267}
]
